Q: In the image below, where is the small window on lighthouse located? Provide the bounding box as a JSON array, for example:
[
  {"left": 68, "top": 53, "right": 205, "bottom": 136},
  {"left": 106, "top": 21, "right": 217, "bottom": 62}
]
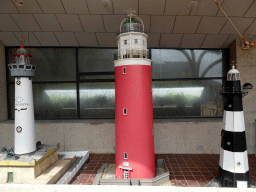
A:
[
  {"left": 124, "top": 40, "right": 127, "bottom": 45},
  {"left": 123, "top": 67, "right": 126, "bottom": 74},
  {"left": 124, "top": 153, "right": 127, "bottom": 159},
  {"left": 135, "top": 39, "right": 138, "bottom": 44},
  {"left": 123, "top": 108, "right": 127, "bottom": 115}
]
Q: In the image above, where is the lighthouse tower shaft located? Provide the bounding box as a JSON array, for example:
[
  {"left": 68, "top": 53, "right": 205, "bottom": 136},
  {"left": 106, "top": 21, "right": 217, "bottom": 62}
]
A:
[
  {"left": 8, "top": 45, "right": 37, "bottom": 155},
  {"left": 114, "top": 14, "right": 155, "bottom": 179},
  {"left": 218, "top": 66, "right": 249, "bottom": 187}
]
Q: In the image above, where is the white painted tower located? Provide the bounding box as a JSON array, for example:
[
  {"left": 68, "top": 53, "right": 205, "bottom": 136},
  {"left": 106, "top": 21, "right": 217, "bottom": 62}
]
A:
[
  {"left": 218, "top": 65, "right": 249, "bottom": 188},
  {"left": 8, "top": 44, "right": 37, "bottom": 155}
]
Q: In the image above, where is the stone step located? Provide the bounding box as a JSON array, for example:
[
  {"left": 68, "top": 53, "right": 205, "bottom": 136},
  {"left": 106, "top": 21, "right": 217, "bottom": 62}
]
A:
[{"left": 25, "top": 159, "right": 73, "bottom": 184}]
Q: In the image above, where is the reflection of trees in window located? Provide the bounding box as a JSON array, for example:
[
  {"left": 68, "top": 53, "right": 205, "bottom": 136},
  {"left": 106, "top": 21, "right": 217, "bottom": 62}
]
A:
[
  {"left": 79, "top": 49, "right": 116, "bottom": 73},
  {"left": 179, "top": 50, "right": 222, "bottom": 78}
]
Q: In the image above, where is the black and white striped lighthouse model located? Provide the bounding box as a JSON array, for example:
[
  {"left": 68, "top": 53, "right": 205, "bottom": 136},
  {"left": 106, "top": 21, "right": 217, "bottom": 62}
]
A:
[{"left": 218, "top": 65, "right": 249, "bottom": 188}]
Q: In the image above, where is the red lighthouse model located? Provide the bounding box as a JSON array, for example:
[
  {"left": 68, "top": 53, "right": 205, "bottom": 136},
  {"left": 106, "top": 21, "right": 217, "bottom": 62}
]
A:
[{"left": 115, "top": 11, "right": 155, "bottom": 179}]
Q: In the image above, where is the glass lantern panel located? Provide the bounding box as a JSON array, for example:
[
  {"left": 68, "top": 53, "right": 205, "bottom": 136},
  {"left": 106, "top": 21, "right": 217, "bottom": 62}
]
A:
[{"left": 227, "top": 73, "right": 240, "bottom": 81}]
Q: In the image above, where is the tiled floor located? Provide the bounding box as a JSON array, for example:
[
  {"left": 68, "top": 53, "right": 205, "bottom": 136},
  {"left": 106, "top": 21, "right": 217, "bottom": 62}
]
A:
[{"left": 71, "top": 154, "right": 256, "bottom": 187}]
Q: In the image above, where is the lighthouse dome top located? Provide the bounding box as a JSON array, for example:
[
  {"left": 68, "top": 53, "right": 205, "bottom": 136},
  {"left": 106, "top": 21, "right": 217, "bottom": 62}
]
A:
[
  {"left": 228, "top": 65, "right": 240, "bottom": 74},
  {"left": 17, "top": 45, "right": 28, "bottom": 55},
  {"left": 227, "top": 65, "right": 240, "bottom": 81},
  {"left": 118, "top": 11, "right": 145, "bottom": 35}
]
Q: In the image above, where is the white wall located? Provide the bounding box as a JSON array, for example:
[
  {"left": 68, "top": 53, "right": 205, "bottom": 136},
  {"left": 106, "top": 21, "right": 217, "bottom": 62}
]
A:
[
  {"left": 235, "top": 39, "right": 256, "bottom": 156},
  {"left": 0, "top": 119, "right": 223, "bottom": 154}
]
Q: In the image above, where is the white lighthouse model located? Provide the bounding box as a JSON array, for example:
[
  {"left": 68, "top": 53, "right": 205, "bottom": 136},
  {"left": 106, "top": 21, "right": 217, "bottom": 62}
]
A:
[{"left": 8, "top": 44, "right": 36, "bottom": 155}]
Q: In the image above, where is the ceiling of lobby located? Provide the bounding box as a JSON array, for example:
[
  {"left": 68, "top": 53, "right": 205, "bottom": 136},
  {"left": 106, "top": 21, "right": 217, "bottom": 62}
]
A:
[{"left": 0, "top": 0, "right": 255, "bottom": 48}]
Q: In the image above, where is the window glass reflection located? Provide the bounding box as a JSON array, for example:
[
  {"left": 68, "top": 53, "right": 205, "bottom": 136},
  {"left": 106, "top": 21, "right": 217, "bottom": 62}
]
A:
[
  {"left": 79, "top": 49, "right": 117, "bottom": 72},
  {"left": 80, "top": 82, "right": 115, "bottom": 118},
  {"left": 151, "top": 49, "right": 223, "bottom": 79},
  {"left": 8, "top": 48, "right": 76, "bottom": 82},
  {"left": 9, "top": 83, "right": 77, "bottom": 119},
  {"left": 152, "top": 80, "right": 223, "bottom": 117}
]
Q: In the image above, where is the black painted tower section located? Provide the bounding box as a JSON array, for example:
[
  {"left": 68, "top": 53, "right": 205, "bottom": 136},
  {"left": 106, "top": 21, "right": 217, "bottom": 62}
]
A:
[{"left": 218, "top": 69, "right": 249, "bottom": 188}]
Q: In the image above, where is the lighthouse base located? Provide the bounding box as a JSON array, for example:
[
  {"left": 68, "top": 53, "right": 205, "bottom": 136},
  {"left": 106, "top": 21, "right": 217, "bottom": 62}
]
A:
[
  {"left": 0, "top": 144, "right": 82, "bottom": 184},
  {"left": 93, "top": 159, "right": 171, "bottom": 186},
  {"left": 207, "top": 176, "right": 252, "bottom": 188}
]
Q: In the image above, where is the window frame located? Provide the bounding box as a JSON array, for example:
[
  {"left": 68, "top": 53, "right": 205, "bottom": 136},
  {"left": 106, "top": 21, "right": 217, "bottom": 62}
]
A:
[{"left": 5, "top": 46, "right": 229, "bottom": 120}]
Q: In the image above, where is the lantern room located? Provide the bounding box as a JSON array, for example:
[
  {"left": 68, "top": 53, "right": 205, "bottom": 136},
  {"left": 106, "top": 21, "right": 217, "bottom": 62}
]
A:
[
  {"left": 227, "top": 65, "right": 240, "bottom": 81},
  {"left": 8, "top": 45, "right": 36, "bottom": 77},
  {"left": 117, "top": 12, "right": 149, "bottom": 60}
]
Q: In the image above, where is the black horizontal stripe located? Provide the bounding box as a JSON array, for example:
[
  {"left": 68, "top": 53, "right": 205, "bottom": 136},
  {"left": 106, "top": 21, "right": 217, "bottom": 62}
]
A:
[
  {"left": 218, "top": 167, "right": 249, "bottom": 187},
  {"left": 223, "top": 93, "right": 243, "bottom": 111},
  {"left": 226, "top": 81, "right": 241, "bottom": 93},
  {"left": 221, "top": 130, "right": 247, "bottom": 152}
]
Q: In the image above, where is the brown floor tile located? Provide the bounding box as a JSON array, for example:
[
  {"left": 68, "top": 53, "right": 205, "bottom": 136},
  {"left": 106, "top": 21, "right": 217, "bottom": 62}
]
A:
[
  {"left": 190, "top": 168, "right": 200, "bottom": 172},
  {"left": 169, "top": 163, "right": 178, "bottom": 166},
  {"left": 204, "top": 176, "right": 214, "bottom": 181},
  {"left": 175, "top": 176, "right": 185, "bottom": 180},
  {"left": 187, "top": 180, "right": 199, "bottom": 187},
  {"left": 184, "top": 176, "right": 195, "bottom": 180},
  {"left": 186, "top": 162, "right": 196, "bottom": 165},
  {"left": 83, "top": 170, "right": 97, "bottom": 174},
  {"left": 179, "top": 163, "right": 189, "bottom": 167},
  {"left": 197, "top": 167, "right": 209, "bottom": 172},
  {"left": 71, "top": 154, "right": 256, "bottom": 187},
  {"left": 173, "top": 171, "right": 183, "bottom": 176},
  {"left": 192, "top": 172, "right": 202, "bottom": 176},
  {"left": 201, "top": 172, "right": 214, "bottom": 176},
  {"left": 169, "top": 171, "right": 174, "bottom": 176},
  {"left": 183, "top": 171, "right": 193, "bottom": 176},
  {"left": 180, "top": 167, "right": 190, "bottom": 171},
  {"left": 193, "top": 176, "right": 206, "bottom": 181},
  {"left": 84, "top": 167, "right": 95, "bottom": 171}
]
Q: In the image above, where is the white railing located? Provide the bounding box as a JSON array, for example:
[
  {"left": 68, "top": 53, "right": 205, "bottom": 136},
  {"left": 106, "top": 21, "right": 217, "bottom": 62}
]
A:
[{"left": 116, "top": 49, "right": 150, "bottom": 60}]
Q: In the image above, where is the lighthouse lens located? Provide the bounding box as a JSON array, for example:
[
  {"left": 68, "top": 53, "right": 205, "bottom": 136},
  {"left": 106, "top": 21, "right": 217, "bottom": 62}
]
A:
[{"left": 228, "top": 73, "right": 240, "bottom": 81}]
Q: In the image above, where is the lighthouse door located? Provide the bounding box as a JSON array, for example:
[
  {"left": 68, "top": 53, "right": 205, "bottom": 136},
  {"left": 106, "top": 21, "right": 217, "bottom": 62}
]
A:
[{"left": 123, "top": 170, "right": 129, "bottom": 179}]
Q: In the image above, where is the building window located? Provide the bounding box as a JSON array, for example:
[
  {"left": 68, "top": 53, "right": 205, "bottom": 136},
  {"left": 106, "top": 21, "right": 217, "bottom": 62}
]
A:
[
  {"left": 151, "top": 49, "right": 227, "bottom": 118},
  {"left": 123, "top": 108, "right": 127, "bottom": 115},
  {"left": 124, "top": 40, "right": 127, "bottom": 45},
  {"left": 135, "top": 39, "right": 138, "bottom": 44},
  {"left": 6, "top": 47, "right": 227, "bottom": 119}
]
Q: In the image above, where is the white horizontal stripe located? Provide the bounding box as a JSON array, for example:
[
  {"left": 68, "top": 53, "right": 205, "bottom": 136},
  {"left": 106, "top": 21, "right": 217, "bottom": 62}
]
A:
[
  {"left": 114, "top": 59, "right": 151, "bottom": 67},
  {"left": 223, "top": 111, "right": 245, "bottom": 132},
  {"left": 219, "top": 148, "right": 249, "bottom": 173}
]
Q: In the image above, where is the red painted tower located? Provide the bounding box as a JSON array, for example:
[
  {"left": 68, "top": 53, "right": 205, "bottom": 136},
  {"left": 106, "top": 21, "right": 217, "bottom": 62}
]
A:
[{"left": 115, "top": 11, "right": 155, "bottom": 179}]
